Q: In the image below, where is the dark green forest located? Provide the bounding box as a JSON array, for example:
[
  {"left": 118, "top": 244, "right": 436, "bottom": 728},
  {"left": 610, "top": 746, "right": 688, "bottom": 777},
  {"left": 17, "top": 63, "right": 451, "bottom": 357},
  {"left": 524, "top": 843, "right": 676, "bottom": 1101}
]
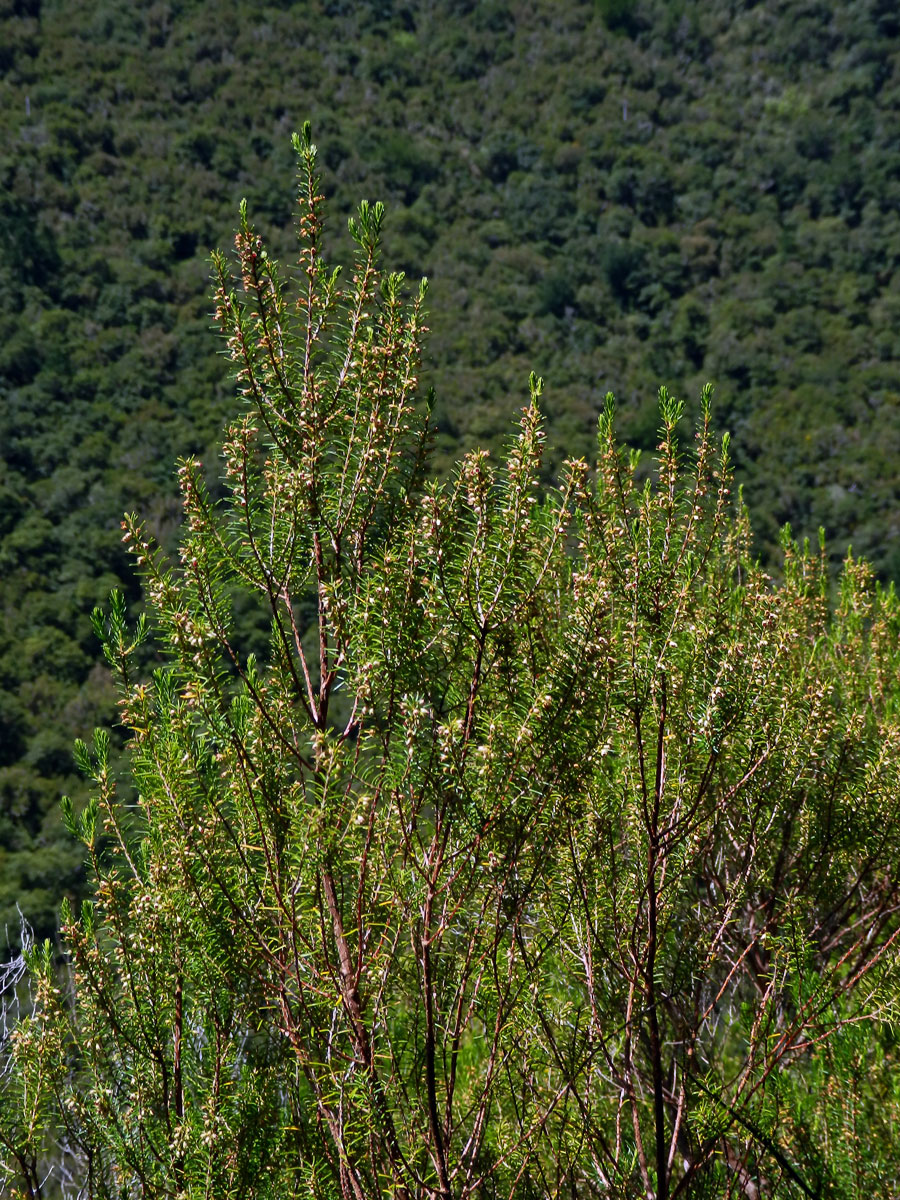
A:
[{"left": 2, "top": 0, "right": 900, "bottom": 941}]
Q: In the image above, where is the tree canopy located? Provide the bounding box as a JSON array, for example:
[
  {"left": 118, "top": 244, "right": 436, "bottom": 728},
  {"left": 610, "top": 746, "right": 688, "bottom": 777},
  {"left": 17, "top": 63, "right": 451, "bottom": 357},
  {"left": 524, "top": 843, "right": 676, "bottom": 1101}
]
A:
[{"left": 4, "top": 0, "right": 900, "bottom": 943}]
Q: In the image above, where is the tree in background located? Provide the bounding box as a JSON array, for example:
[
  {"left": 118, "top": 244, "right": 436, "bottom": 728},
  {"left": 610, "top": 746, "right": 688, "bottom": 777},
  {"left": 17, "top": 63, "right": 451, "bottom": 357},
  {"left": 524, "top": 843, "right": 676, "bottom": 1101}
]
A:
[{"left": 3, "top": 130, "right": 900, "bottom": 1200}]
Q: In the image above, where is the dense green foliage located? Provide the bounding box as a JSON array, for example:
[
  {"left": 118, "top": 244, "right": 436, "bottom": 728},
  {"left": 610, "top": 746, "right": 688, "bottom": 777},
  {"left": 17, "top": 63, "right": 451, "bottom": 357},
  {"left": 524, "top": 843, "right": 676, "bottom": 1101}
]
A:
[
  {"left": 3, "top": 0, "right": 900, "bottom": 944},
  {"left": 4, "top": 145, "right": 900, "bottom": 1197}
]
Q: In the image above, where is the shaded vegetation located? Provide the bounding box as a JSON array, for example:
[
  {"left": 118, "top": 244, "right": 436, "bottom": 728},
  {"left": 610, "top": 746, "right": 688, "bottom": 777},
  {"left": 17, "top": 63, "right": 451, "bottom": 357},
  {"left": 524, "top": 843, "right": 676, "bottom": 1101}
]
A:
[{"left": 2, "top": 0, "right": 900, "bottom": 938}]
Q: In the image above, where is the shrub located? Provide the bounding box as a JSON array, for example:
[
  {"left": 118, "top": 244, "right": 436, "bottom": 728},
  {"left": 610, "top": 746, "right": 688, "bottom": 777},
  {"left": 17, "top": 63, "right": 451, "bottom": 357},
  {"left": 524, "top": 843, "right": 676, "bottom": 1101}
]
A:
[{"left": 4, "top": 130, "right": 900, "bottom": 1199}]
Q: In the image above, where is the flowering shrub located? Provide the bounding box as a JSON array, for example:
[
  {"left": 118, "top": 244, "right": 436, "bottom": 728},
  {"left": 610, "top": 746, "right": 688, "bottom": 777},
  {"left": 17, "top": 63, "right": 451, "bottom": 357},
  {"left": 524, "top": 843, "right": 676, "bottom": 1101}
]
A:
[{"left": 4, "top": 130, "right": 900, "bottom": 1200}]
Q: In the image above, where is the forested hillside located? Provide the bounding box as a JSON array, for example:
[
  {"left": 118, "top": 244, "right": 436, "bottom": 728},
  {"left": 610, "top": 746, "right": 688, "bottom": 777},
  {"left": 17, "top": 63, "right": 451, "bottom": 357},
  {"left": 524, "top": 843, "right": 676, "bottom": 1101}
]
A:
[{"left": 2, "top": 0, "right": 900, "bottom": 940}]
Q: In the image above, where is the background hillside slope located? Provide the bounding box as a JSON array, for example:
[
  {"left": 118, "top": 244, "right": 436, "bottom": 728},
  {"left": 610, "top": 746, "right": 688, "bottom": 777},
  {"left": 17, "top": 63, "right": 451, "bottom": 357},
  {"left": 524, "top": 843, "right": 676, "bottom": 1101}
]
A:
[{"left": 2, "top": 0, "right": 900, "bottom": 938}]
